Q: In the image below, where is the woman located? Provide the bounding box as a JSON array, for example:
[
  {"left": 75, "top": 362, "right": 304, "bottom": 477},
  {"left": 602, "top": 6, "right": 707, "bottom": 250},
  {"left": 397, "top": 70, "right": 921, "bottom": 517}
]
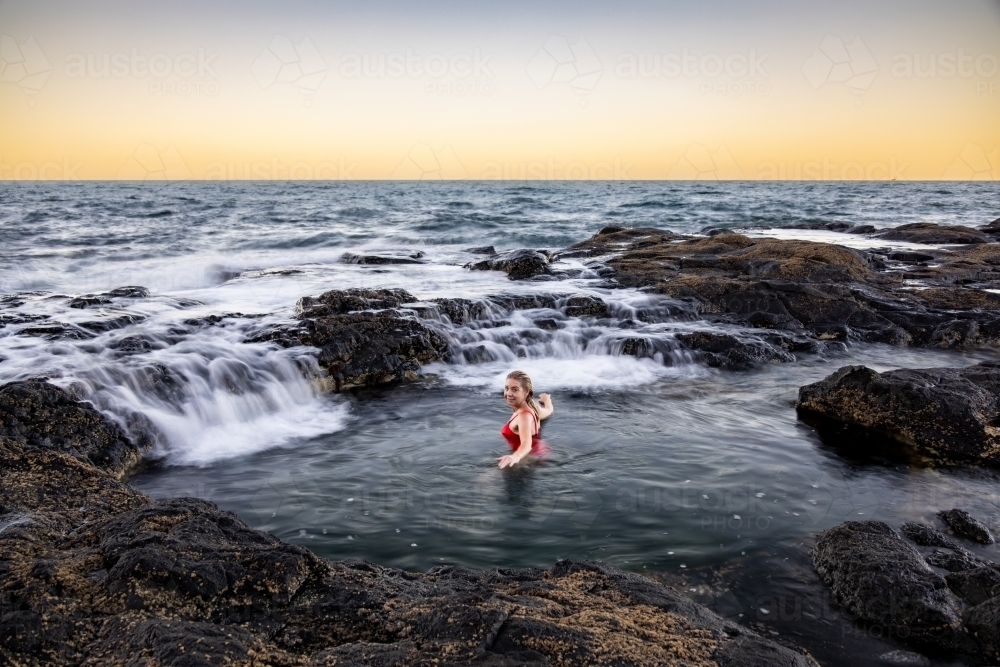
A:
[{"left": 498, "top": 370, "right": 553, "bottom": 469}]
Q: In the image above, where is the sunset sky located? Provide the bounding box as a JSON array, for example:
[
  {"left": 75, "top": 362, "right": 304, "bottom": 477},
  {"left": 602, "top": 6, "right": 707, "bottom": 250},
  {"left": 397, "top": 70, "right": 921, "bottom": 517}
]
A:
[{"left": 1, "top": 0, "right": 998, "bottom": 179}]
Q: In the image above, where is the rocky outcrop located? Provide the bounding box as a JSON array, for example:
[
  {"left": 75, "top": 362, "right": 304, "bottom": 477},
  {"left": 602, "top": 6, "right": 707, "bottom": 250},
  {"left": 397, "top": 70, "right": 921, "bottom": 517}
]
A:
[
  {"left": 812, "top": 521, "right": 964, "bottom": 646},
  {"left": 562, "top": 226, "right": 1000, "bottom": 349},
  {"left": 341, "top": 252, "right": 425, "bottom": 265},
  {"left": 874, "top": 223, "right": 992, "bottom": 245},
  {"left": 466, "top": 249, "right": 551, "bottom": 280},
  {"left": 67, "top": 286, "right": 150, "bottom": 309},
  {"left": 0, "top": 380, "right": 147, "bottom": 479},
  {"left": 248, "top": 289, "right": 450, "bottom": 391},
  {"left": 0, "top": 380, "right": 820, "bottom": 666},
  {"left": 939, "top": 509, "right": 996, "bottom": 545},
  {"left": 796, "top": 362, "right": 1000, "bottom": 466},
  {"left": 814, "top": 518, "right": 1000, "bottom": 662},
  {"left": 675, "top": 331, "right": 795, "bottom": 370}
]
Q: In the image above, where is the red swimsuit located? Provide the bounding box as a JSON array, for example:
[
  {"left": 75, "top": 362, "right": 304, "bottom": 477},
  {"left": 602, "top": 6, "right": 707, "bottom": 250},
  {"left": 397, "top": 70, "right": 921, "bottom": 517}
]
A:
[{"left": 500, "top": 409, "right": 549, "bottom": 456}]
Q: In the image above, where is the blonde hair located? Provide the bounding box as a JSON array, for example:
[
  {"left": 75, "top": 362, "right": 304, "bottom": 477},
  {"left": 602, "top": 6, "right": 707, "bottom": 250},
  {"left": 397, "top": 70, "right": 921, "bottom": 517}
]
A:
[{"left": 507, "top": 370, "right": 541, "bottom": 426}]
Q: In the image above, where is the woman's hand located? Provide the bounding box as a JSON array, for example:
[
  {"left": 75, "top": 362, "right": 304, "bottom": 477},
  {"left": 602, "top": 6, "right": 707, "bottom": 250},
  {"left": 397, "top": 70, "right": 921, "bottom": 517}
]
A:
[
  {"left": 537, "top": 393, "right": 553, "bottom": 419},
  {"left": 497, "top": 453, "right": 522, "bottom": 469}
]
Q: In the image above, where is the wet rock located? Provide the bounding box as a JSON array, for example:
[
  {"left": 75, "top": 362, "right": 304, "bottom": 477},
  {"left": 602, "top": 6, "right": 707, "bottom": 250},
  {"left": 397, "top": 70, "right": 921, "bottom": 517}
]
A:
[
  {"left": 341, "top": 252, "right": 424, "bottom": 265},
  {"left": 877, "top": 649, "right": 930, "bottom": 666},
  {"left": 848, "top": 225, "right": 877, "bottom": 234},
  {"left": 562, "top": 294, "right": 608, "bottom": 317},
  {"left": 107, "top": 335, "right": 154, "bottom": 354},
  {"left": 797, "top": 363, "right": 1000, "bottom": 466},
  {"left": 888, "top": 251, "right": 935, "bottom": 263},
  {"left": 812, "top": 521, "right": 963, "bottom": 645},
  {"left": 466, "top": 249, "right": 550, "bottom": 280},
  {"left": 938, "top": 509, "right": 995, "bottom": 544},
  {"left": 67, "top": 294, "right": 113, "bottom": 309},
  {"left": 254, "top": 289, "right": 449, "bottom": 391},
  {"left": 561, "top": 226, "right": 1000, "bottom": 348},
  {"left": 17, "top": 323, "right": 94, "bottom": 340},
  {"left": 924, "top": 548, "right": 991, "bottom": 573},
  {"left": 106, "top": 286, "right": 150, "bottom": 299},
  {"left": 901, "top": 522, "right": 959, "bottom": 549},
  {"left": 77, "top": 313, "right": 146, "bottom": 333},
  {"left": 946, "top": 566, "right": 1000, "bottom": 605},
  {"left": 980, "top": 217, "right": 1000, "bottom": 234},
  {"left": 676, "top": 331, "right": 794, "bottom": 370},
  {"left": 533, "top": 317, "right": 559, "bottom": 330},
  {"left": 461, "top": 344, "right": 494, "bottom": 364},
  {"left": 784, "top": 221, "right": 854, "bottom": 233},
  {"left": 875, "top": 223, "right": 992, "bottom": 245},
  {"left": 66, "top": 287, "right": 150, "bottom": 310},
  {"left": 429, "top": 297, "right": 492, "bottom": 325},
  {"left": 0, "top": 380, "right": 145, "bottom": 478},
  {"left": 296, "top": 288, "right": 414, "bottom": 318},
  {"left": 965, "top": 597, "right": 1000, "bottom": 660},
  {"left": 0, "top": 313, "right": 48, "bottom": 328},
  {"left": 466, "top": 245, "right": 496, "bottom": 255}
]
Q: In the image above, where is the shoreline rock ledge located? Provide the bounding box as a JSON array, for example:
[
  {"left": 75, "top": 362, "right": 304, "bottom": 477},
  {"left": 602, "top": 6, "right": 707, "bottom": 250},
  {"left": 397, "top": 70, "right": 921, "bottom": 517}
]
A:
[
  {"left": 796, "top": 362, "right": 1000, "bottom": 466},
  {"left": 814, "top": 519, "right": 1000, "bottom": 663},
  {"left": 0, "top": 379, "right": 819, "bottom": 666}
]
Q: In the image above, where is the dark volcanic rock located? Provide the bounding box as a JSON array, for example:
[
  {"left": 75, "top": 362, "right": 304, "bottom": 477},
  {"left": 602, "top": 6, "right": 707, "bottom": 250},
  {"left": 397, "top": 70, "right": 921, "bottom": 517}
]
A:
[
  {"left": 466, "top": 249, "right": 550, "bottom": 280},
  {"left": 0, "top": 380, "right": 145, "bottom": 478},
  {"left": 67, "top": 287, "right": 150, "bottom": 309},
  {"left": 106, "top": 286, "right": 150, "bottom": 299},
  {"left": 797, "top": 363, "right": 1000, "bottom": 466},
  {"left": 466, "top": 245, "right": 496, "bottom": 255},
  {"left": 875, "top": 223, "right": 992, "bottom": 245},
  {"left": 676, "top": 331, "right": 794, "bottom": 370},
  {"left": 813, "top": 519, "right": 1000, "bottom": 662},
  {"left": 981, "top": 217, "right": 1000, "bottom": 234},
  {"left": 848, "top": 225, "right": 877, "bottom": 234},
  {"left": 296, "top": 288, "right": 414, "bottom": 318},
  {"left": 901, "top": 522, "right": 959, "bottom": 549},
  {"left": 560, "top": 226, "right": 1000, "bottom": 348},
  {"left": 888, "top": 250, "right": 935, "bottom": 263},
  {"left": 938, "top": 509, "right": 995, "bottom": 544},
  {"left": 17, "top": 323, "right": 94, "bottom": 340},
  {"left": 251, "top": 289, "right": 449, "bottom": 391},
  {"left": 946, "top": 567, "right": 1000, "bottom": 606},
  {"left": 77, "top": 314, "right": 146, "bottom": 333},
  {"left": 925, "top": 548, "right": 992, "bottom": 573},
  {"left": 812, "top": 521, "right": 963, "bottom": 645},
  {"left": 0, "top": 384, "right": 821, "bottom": 666},
  {"left": 341, "top": 252, "right": 424, "bottom": 265}
]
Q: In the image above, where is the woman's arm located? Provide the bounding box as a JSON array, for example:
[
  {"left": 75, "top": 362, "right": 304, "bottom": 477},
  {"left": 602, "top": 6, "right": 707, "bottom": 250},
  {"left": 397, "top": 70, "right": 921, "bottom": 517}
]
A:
[
  {"left": 537, "top": 393, "right": 554, "bottom": 420},
  {"left": 498, "top": 412, "right": 534, "bottom": 468}
]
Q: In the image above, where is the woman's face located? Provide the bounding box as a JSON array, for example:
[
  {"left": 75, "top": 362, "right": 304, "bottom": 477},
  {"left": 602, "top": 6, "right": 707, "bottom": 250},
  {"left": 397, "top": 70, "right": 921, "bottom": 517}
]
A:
[{"left": 504, "top": 378, "right": 527, "bottom": 407}]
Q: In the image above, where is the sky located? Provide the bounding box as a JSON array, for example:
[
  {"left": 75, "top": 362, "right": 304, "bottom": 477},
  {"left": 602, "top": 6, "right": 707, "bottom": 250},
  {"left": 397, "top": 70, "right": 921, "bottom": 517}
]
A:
[{"left": 1, "top": 0, "right": 999, "bottom": 179}]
